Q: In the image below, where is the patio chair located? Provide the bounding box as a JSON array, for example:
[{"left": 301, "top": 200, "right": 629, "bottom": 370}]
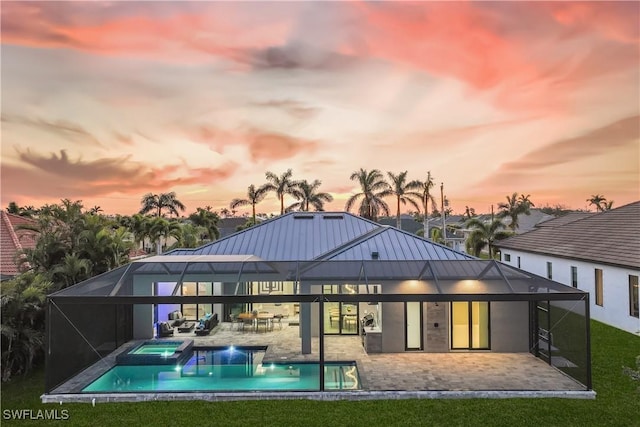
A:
[
  {"left": 242, "top": 317, "right": 254, "bottom": 332},
  {"left": 158, "top": 321, "right": 174, "bottom": 337},
  {"left": 329, "top": 308, "right": 340, "bottom": 326}
]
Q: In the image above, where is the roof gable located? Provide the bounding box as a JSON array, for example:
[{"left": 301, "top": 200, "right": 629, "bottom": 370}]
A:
[
  {"left": 496, "top": 201, "right": 640, "bottom": 269},
  {"left": 325, "top": 226, "right": 474, "bottom": 261}
]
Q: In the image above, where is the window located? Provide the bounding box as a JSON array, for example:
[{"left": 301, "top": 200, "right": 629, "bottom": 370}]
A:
[
  {"left": 504, "top": 253, "right": 511, "bottom": 262},
  {"left": 546, "top": 262, "right": 553, "bottom": 280},
  {"left": 571, "top": 266, "right": 578, "bottom": 288},
  {"left": 595, "top": 269, "right": 603, "bottom": 306},
  {"left": 517, "top": 256, "right": 521, "bottom": 268},
  {"left": 630, "top": 275, "right": 639, "bottom": 318}
]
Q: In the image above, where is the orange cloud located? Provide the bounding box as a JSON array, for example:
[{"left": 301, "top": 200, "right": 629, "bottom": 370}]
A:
[
  {"left": 3, "top": 148, "right": 237, "bottom": 201},
  {"left": 246, "top": 130, "right": 318, "bottom": 163}
]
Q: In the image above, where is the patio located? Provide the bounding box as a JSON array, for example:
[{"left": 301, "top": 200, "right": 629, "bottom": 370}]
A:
[{"left": 49, "top": 321, "right": 585, "bottom": 397}]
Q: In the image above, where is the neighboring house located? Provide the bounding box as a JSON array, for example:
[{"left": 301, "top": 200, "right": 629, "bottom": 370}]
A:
[
  {"left": 45, "top": 212, "right": 591, "bottom": 394},
  {"left": 496, "top": 201, "right": 640, "bottom": 335},
  {"left": 217, "top": 216, "right": 251, "bottom": 238},
  {"left": 0, "top": 211, "right": 37, "bottom": 279}
]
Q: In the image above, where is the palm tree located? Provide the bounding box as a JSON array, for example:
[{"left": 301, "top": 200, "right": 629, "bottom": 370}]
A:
[
  {"left": 146, "top": 217, "right": 182, "bottom": 254},
  {"left": 465, "top": 218, "right": 512, "bottom": 258},
  {"left": 262, "top": 170, "right": 300, "bottom": 215},
  {"left": 497, "top": 192, "right": 533, "bottom": 231},
  {"left": 345, "top": 168, "right": 391, "bottom": 221},
  {"left": 603, "top": 200, "right": 614, "bottom": 211},
  {"left": 1, "top": 272, "right": 51, "bottom": 381},
  {"left": 139, "top": 192, "right": 186, "bottom": 217},
  {"left": 416, "top": 172, "right": 437, "bottom": 238},
  {"left": 287, "top": 179, "right": 334, "bottom": 212},
  {"left": 387, "top": 171, "right": 421, "bottom": 229},
  {"left": 230, "top": 185, "right": 269, "bottom": 223},
  {"left": 188, "top": 207, "right": 220, "bottom": 241},
  {"left": 51, "top": 253, "right": 92, "bottom": 288},
  {"left": 586, "top": 194, "right": 607, "bottom": 212}
]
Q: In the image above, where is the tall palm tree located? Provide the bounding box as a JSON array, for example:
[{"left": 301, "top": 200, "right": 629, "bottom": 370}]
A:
[
  {"left": 465, "top": 218, "right": 512, "bottom": 258},
  {"left": 586, "top": 194, "right": 607, "bottom": 212},
  {"left": 230, "top": 185, "right": 269, "bottom": 223},
  {"left": 287, "top": 179, "right": 334, "bottom": 212},
  {"left": 139, "top": 192, "right": 186, "bottom": 217},
  {"left": 345, "top": 169, "right": 391, "bottom": 221},
  {"left": 387, "top": 171, "right": 421, "bottom": 229},
  {"left": 416, "top": 172, "right": 437, "bottom": 238},
  {"left": 262, "top": 170, "right": 300, "bottom": 215}
]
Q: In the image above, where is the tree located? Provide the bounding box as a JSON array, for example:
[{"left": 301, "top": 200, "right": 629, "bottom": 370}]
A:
[
  {"left": 287, "top": 179, "right": 333, "bottom": 212},
  {"left": 139, "top": 192, "right": 186, "bottom": 217},
  {"left": 603, "top": 200, "right": 614, "bottom": 211},
  {"left": 51, "top": 253, "right": 92, "bottom": 288},
  {"left": 262, "top": 170, "right": 300, "bottom": 215},
  {"left": 416, "top": 171, "right": 437, "bottom": 235},
  {"left": 1, "top": 272, "right": 51, "bottom": 381},
  {"left": 89, "top": 205, "right": 103, "bottom": 215},
  {"left": 586, "top": 194, "right": 607, "bottom": 212},
  {"left": 465, "top": 218, "right": 512, "bottom": 258},
  {"left": 345, "top": 168, "right": 391, "bottom": 221},
  {"left": 463, "top": 206, "right": 476, "bottom": 220},
  {"left": 188, "top": 208, "right": 220, "bottom": 241},
  {"left": 387, "top": 171, "right": 421, "bottom": 229},
  {"left": 146, "top": 217, "right": 182, "bottom": 254},
  {"left": 230, "top": 185, "right": 269, "bottom": 223},
  {"left": 497, "top": 192, "right": 534, "bottom": 231}
]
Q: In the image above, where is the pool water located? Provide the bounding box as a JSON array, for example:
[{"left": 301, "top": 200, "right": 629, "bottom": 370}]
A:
[
  {"left": 131, "top": 343, "right": 181, "bottom": 355},
  {"left": 83, "top": 347, "right": 360, "bottom": 392}
]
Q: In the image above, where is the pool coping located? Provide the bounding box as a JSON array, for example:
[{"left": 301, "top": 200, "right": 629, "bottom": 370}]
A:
[{"left": 41, "top": 389, "right": 596, "bottom": 403}]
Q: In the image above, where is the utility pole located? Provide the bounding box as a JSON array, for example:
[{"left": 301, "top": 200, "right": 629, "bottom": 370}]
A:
[{"left": 441, "top": 182, "right": 447, "bottom": 247}]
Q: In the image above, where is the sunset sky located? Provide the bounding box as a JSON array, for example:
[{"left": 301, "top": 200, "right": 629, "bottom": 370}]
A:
[{"left": 1, "top": 1, "right": 638, "bottom": 216}]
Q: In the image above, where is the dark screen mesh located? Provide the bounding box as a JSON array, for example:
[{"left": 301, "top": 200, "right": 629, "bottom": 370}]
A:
[{"left": 46, "top": 301, "right": 132, "bottom": 393}]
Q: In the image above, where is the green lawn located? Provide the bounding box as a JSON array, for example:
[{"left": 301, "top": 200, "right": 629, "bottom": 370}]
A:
[{"left": 2, "top": 320, "right": 638, "bottom": 426}]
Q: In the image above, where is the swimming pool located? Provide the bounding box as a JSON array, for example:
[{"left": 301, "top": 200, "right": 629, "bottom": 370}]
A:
[{"left": 84, "top": 346, "right": 360, "bottom": 392}]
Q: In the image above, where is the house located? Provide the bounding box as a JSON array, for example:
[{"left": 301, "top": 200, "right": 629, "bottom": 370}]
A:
[
  {"left": 0, "top": 211, "right": 37, "bottom": 279},
  {"left": 495, "top": 201, "right": 640, "bottom": 335},
  {"left": 44, "top": 212, "right": 591, "bottom": 396}
]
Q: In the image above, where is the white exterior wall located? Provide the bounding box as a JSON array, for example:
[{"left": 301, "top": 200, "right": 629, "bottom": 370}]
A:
[{"left": 500, "top": 250, "right": 640, "bottom": 335}]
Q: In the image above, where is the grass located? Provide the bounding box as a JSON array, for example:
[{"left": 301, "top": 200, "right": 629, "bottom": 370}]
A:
[{"left": 1, "top": 320, "right": 638, "bottom": 426}]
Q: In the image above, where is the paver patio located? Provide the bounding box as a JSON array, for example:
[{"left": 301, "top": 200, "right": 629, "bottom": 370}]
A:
[{"left": 51, "top": 320, "right": 584, "bottom": 394}]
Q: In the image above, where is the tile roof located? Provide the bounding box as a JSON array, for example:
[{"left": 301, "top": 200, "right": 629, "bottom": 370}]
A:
[
  {"left": 495, "top": 201, "right": 640, "bottom": 269},
  {"left": 168, "top": 212, "right": 471, "bottom": 262},
  {"left": 0, "top": 212, "right": 37, "bottom": 276},
  {"left": 535, "top": 212, "right": 595, "bottom": 227}
]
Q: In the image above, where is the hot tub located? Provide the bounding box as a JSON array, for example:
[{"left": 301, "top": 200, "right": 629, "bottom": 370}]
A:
[{"left": 115, "top": 340, "right": 193, "bottom": 366}]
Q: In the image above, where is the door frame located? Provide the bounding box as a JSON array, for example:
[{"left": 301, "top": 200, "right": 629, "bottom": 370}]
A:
[
  {"left": 404, "top": 301, "right": 424, "bottom": 351},
  {"left": 450, "top": 301, "right": 491, "bottom": 350}
]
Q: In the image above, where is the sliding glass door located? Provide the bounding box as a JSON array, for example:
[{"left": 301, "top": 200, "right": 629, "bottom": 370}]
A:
[{"left": 451, "top": 301, "right": 490, "bottom": 350}]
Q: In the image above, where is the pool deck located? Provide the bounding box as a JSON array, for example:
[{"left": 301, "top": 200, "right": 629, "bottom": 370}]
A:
[{"left": 43, "top": 321, "right": 595, "bottom": 402}]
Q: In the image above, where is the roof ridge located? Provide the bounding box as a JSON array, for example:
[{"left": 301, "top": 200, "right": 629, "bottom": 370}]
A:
[
  {"left": 1, "top": 211, "right": 22, "bottom": 251},
  {"left": 313, "top": 226, "right": 388, "bottom": 261}
]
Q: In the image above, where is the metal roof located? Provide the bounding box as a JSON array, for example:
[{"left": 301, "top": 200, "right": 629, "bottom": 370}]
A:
[
  {"left": 324, "top": 227, "right": 474, "bottom": 261},
  {"left": 168, "top": 212, "right": 471, "bottom": 262}
]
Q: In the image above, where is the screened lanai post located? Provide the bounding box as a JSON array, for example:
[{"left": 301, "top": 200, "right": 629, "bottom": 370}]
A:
[
  {"left": 585, "top": 293, "right": 593, "bottom": 389},
  {"left": 300, "top": 281, "right": 312, "bottom": 354},
  {"left": 319, "top": 297, "right": 325, "bottom": 391}
]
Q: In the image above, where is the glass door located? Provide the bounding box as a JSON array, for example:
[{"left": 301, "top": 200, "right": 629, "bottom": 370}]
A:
[
  {"left": 323, "top": 285, "right": 359, "bottom": 335},
  {"left": 451, "top": 301, "right": 490, "bottom": 350},
  {"left": 405, "top": 302, "right": 423, "bottom": 350}
]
